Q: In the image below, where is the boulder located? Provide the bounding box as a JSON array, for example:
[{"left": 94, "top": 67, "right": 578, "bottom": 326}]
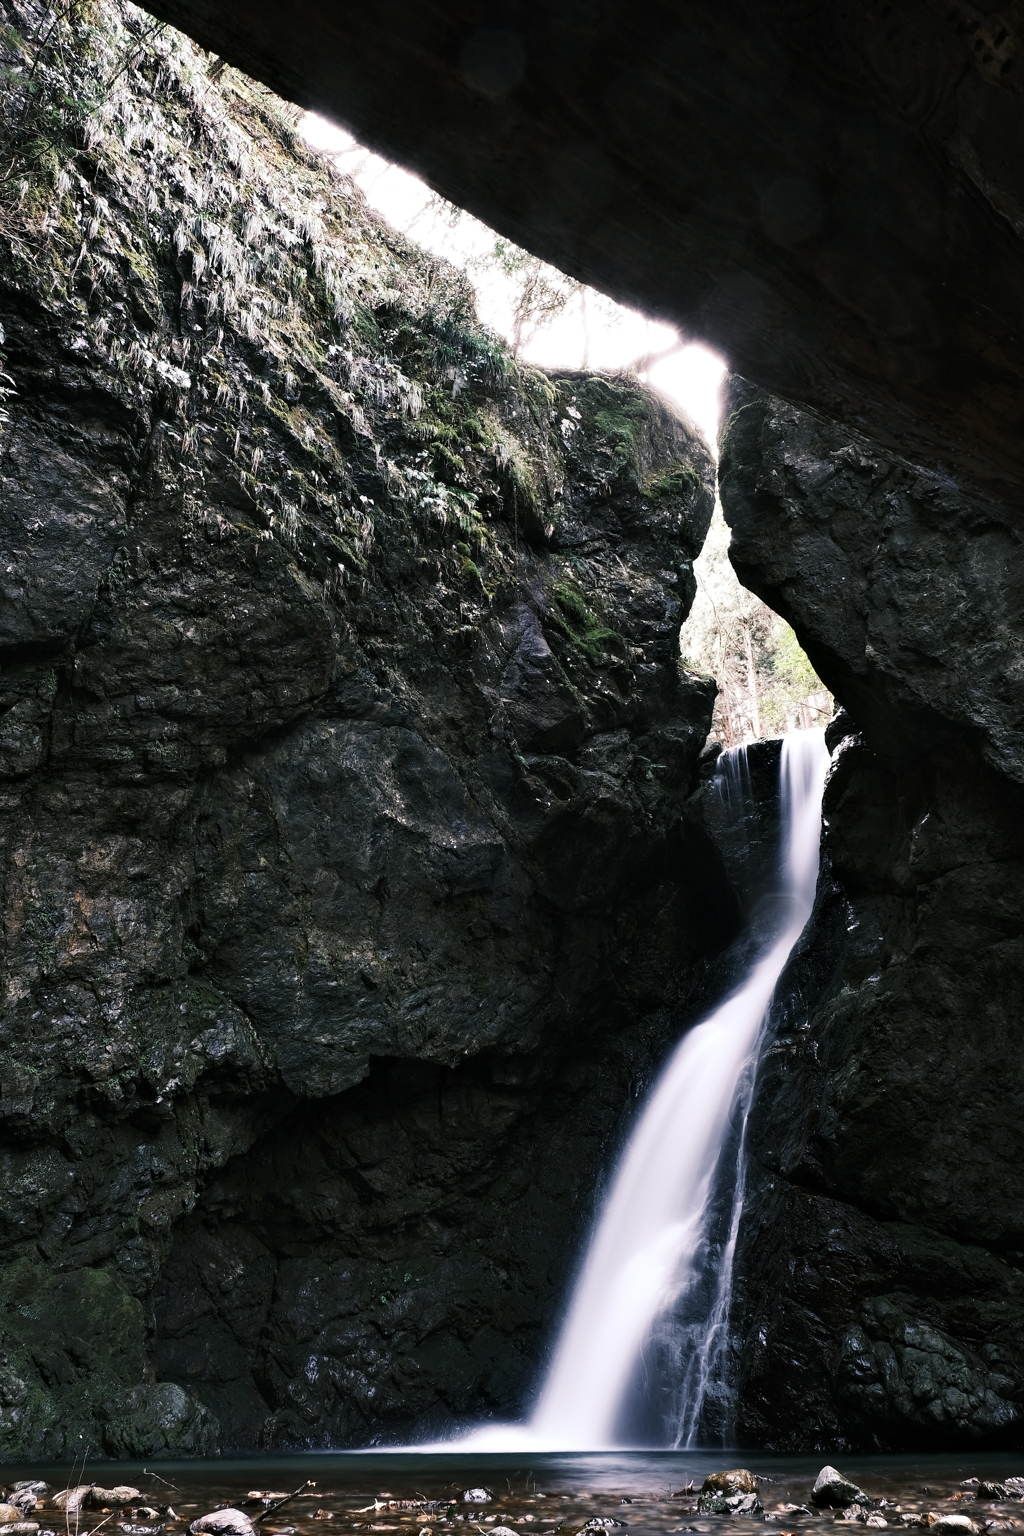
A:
[
  {"left": 928, "top": 1521, "right": 978, "bottom": 1536},
  {"left": 190, "top": 1514, "right": 255, "bottom": 1536},
  {"left": 701, "top": 1474, "right": 758, "bottom": 1497},
  {"left": 89, "top": 1491, "right": 142, "bottom": 1510},
  {"left": 51, "top": 1492, "right": 92, "bottom": 1514},
  {"left": 697, "top": 1477, "right": 763, "bottom": 1518},
  {"left": 811, "top": 1469, "right": 871, "bottom": 1509},
  {"left": 703, "top": 1494, "right": 761, "bottom": 1518},
  {"left": 462, "top": 1493, "right": 493, "bottom": 1505},
  {"left": 0, "top": 1513, "right": 23, "bottom": 1526}
]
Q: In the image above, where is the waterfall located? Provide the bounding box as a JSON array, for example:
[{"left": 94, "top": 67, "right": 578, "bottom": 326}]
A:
[{"left": 527, "top": 728, "right": 830, "bottom": 1449}]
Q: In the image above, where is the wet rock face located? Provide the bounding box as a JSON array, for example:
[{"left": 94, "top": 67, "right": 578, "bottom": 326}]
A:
[
  {"left": 0, "top": 1, "right": 729, "bottom": 1455},
  {"left": 151, "top": 1049, "right": 721, "bottom": 1446},
  {"left": 691, "top": 738, "right": 786, "bottom": 922},
  {"left": 720, "top": 380, "right": 1024, "bottom": 1450}
]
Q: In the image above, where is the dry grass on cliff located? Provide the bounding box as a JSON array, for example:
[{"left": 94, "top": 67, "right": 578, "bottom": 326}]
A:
[{"left": 0, "top": 0, "right": 544, "bottom": 598}]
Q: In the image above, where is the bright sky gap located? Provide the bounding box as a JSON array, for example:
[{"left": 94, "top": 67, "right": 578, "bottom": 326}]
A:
[{"left": 300, "top": 113, "right": 727, "bottom": 450}]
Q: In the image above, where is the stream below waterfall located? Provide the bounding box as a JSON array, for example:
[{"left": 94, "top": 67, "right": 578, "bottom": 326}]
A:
[{"left": 5, "top": 1451, "right": 1024, "bottom": 1536}]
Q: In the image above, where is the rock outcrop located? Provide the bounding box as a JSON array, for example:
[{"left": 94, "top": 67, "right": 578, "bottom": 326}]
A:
[
  {"left": 719, "top": 379, "right": 1024, "bottom": 1449},
  {"left": 138, "top": 0, "right": 1024, "bottom": 509},
  {"left": 0, "top": 0, "right": 727, "bottom": 1454}
]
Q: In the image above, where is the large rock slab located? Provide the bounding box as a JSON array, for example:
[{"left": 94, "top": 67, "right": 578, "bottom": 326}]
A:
[
  {"left": 719, "top": 378, "right": 1024, "bottom": 785},
  {"left": 0, "top": 1, "right": 730, "bottom": 1454},
  {"left": 720, "top": 382, "right": 1024, "bottom": 1449}
]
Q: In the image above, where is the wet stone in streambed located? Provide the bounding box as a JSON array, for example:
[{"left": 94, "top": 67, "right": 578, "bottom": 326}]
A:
[{"left": 7, "top": 1464, "right": 1024, "bottom": 1536}]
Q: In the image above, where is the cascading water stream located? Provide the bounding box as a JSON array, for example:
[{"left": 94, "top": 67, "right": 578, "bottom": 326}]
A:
[{"left": 522, "top": 728, "right": 830, "bottom": 1450}]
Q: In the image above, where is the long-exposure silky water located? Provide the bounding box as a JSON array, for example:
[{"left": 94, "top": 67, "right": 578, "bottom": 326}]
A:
[{"left": 522, "top": 728, "right": 830, "bottom": 1450}]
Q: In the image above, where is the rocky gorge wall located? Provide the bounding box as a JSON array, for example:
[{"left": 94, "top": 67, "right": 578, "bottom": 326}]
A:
[
  {"left": 0, "top": 0, "right": 735, "bottom": 1456},
  {"left": 5, "top": 0, "right": 1024, "bottom": 1467},
  {"left": 719, "top": 381, "right": 1024, "bottom": 1450}
]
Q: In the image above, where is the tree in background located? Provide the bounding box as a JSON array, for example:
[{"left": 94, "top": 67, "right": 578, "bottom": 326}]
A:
[
  {"left": 412, "top": 196, "right": 683, "bottom": 368},
  {"left": 308, "top": 131, "right": 698, "bottom": 379},
  {"left": 680, "top": 505, "right": 832, "bottom": 745},
  {"left": 410, "top": 196, "right": 589, "bottom": 355},
  {"left": 486, "top": 237, "right": 584, "bottom": 356}
]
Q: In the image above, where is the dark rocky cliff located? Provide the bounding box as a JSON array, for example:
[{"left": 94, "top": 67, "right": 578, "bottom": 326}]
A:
[
  {"left": 0, "top": 1, "right": 728, "bottom": 1455},
  {"left": 10, "top": 0, "right": 1024, "bottom": 1466},
  {"left": 719, "top": 380, "right": 1024, "bottom": 1450},
  {"left": 136, "top": 0, "right": 1024, "bottom": 511}
]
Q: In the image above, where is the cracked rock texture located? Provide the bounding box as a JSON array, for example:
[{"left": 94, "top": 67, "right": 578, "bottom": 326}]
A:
[
  {"left": 720, "top": 380, "right": 1024, "bottom": 1450},
  {"left": 0, "top": 0, "right": 728, "bottom": 1454}
]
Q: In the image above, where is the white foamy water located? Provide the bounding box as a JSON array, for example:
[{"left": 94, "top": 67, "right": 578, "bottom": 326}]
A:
[{"left": 456, "top": 729, "right": 829, "bottom": 1452}]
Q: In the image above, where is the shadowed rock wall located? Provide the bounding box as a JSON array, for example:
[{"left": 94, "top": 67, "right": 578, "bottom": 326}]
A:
[
  {"left": 7, "top": 0, "right": 1024, "bottom": 1460},
  {"left": 134, "top": 0, "right": 1024, "bottom": 509},
  {"left": 720, "top": 380, "right": 1024, "bottom": 1450},
  {"left": 0, "top": 2, "right": 732, "bottom": 1454}
]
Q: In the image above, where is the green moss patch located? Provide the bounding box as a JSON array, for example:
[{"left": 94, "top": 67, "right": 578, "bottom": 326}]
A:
[{"left": 549, "top": 578, "right": 629, "bottom": 665}]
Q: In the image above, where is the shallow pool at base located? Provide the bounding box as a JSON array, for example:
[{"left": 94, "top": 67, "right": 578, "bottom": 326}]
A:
[{"left": 5, "top": 1450, "right": 1024, "bottom": 1536}]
